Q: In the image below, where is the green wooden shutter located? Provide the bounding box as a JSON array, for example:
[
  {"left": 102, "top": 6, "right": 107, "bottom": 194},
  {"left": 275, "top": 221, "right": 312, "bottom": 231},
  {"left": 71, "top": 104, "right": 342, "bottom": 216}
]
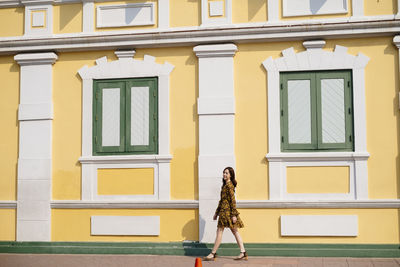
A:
[
  {"left": 125, "top": 77, "right": 158, "bottom": 154},
  {"left": 316, "top": 71, "right": 353, "bottom": 150},
  {"left": 93, "top": 81, "right": 126, "bottom": 155},
  {"left": 281, "top": 72, "right": 317, "bottom": 151}
]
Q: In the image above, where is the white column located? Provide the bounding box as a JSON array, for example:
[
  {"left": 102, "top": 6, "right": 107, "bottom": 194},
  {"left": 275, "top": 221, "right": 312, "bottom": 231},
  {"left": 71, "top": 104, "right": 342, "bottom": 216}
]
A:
[
  {"left": 14, "top": 52, "right": 58, "bottom": 241},
  {"left": 194, "top": 44, "right": 237, "bottom": 243},
  {"left": 82, "top": 0, "right": 94, "bottom": 33}
]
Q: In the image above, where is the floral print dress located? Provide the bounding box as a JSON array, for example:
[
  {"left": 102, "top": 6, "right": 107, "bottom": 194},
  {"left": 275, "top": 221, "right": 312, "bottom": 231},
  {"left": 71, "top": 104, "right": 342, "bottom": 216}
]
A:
[{"left": 214, "top": 182, "right": 244, "bottom": 229}]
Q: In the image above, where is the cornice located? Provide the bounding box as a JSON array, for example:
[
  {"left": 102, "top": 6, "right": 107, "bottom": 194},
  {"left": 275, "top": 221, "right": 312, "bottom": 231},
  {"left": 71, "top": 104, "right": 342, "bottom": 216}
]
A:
[
  {"left": 1, "top": 19, "right": 400, "bottom": 55},
  {"left": 0, "top": 201, "right": 17, "bottom": 209},
  {"left": 14, "top": 52, "right": 58, "bottom": 65}
]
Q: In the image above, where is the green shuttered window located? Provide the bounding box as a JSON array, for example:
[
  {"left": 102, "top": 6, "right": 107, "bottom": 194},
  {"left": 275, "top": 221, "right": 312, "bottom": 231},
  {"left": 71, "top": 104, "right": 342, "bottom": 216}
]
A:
[
  {"left": 93, "top": 77, "right": 158, "bottom": 155},
  {"left": 280, "top": 71, "right": 353, "bottom": 152}
]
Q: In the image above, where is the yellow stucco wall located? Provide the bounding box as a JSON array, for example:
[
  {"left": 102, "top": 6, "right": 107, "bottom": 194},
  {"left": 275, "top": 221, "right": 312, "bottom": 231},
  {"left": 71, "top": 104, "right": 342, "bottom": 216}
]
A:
[
  {"left": 52, "top": 209, "right": 198, "bottom": 241},
  {"left": 94, "top": 0, "right": 158, "bottom": 32},
  {"left": 97, "top": 168, "right": 154, "bottom": 195},
  {"left": 0, "top": 56, "right": 19, "bottom": 201},
  {"left": 240, "top": 208, "right": 399, "bottom": 243},
  {"left": 53, "top": 4, "right": 83, "bottom": 34},
  {"left": 0, "top": 8, "right": 24, "bottom": 37},
  {"left": 286, "top": 166, "right": 350, "bottom": 194},
  {"left": 364, "top": 0, "right": 396, "bottom": 16},
  {"left": 235, "top": 37, "right": 400, "bottom": 200},
  {"left": 0, "top": 209, "right": 16, "bottom": 241},
  {"left": 232, "top": 0, "right": 267, "bottom": 24},
  {"left": 170, "top": 0, "right": 200, "bottom": 27},
  {"left": 52, "top": 47, "right": 198, "bottom": 200}
]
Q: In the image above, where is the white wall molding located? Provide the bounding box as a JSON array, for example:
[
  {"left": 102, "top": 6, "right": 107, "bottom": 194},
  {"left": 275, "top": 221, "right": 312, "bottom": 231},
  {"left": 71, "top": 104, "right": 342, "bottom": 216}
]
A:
[
  {"left": 14, "top": 52, "right": 57, "bottom": 242},
  {"left": 267, "top": 0, "right": 279, "bottom": 22},
  {"left": 51, "top": 200, "right": 198, "bottom": 209},
  {"left": 96, "top": 3, "right": 155, "bottom": 28},
  {"left": 0, "top": 201, "right": 17, "bottom": 209},
  {"left": 158, "top": 0, "right": 169, "bottom": 29},
  {"left": 78, "top": 51, "right": 174, "bottom": 201},
  {"left": 351, "top": 0, "right": 364, "bottom": 18},
  {"left": 194, "top": 43, "right": 237, "bottom": 243},
  {"left": 393, "top": 36, "right": 400, "bottom": 110},
  {"left": 201, "top": 0, "right": 232, "bottom": 26},
  {"left": 283, "top": 0, "right": 348, "bottom": 17},
  {"left": 49, "top": 199, "right": 400, "bottom": 209},
  {"left": 91, "top": 216, "right": 160, "bottom": 236},
  {"left": 24, "top": 4, "right": 53, "bottom": 36},
  {"left": 262, "top": 42, "right": 370, "bottom": 201},
  {"left": 281, "top": 215, "right": 358, "bottom": 236},
  {"left": 0, "top": 19, "right": 399, "bottom": 54}
]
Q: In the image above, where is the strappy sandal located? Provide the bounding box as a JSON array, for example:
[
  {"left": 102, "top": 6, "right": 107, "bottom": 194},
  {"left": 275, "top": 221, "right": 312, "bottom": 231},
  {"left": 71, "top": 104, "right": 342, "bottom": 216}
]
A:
[
  {"left": 234, "top": 251, "right": 248, "bottom": 261},
  {"left": 203, "top": 252, "right": 217, "bottom": 261}
]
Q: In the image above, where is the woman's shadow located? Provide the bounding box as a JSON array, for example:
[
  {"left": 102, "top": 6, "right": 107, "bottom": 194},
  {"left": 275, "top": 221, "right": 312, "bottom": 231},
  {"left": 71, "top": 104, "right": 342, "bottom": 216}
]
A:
[{"left": 181, "top": 216, "right": 210, "bottom": 256}]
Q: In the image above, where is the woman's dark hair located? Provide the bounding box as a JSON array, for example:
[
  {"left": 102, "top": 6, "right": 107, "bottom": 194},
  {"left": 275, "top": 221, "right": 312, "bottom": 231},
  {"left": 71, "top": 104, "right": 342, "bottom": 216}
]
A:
[{"left": 222, "top": 167, "right": 237, "bottom": 188}]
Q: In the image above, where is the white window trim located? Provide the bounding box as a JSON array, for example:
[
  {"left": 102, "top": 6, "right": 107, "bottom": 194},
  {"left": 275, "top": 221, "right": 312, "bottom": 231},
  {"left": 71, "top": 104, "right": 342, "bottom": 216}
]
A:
[
  {"left": 262, "top": 40, "right": 370, "bottom": 201},
  {"left": 78, "top": 52, "right": 174, "bottom": 201}
]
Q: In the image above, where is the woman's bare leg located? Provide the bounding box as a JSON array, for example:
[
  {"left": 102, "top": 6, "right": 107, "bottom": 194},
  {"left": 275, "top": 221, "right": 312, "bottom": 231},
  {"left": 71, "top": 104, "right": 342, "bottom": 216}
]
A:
[
  {"left": 205, "top": 228, "right": 224, "bottom": 258},
  {"left": 231, "top": 228, "right": 245, "bottom": 254}
]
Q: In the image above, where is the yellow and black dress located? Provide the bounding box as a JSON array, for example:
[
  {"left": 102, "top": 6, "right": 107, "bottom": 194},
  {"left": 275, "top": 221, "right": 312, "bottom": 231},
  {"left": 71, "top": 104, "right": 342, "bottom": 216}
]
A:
[{"left": 214, "top": 182, "right": 244, "bottom": 229}]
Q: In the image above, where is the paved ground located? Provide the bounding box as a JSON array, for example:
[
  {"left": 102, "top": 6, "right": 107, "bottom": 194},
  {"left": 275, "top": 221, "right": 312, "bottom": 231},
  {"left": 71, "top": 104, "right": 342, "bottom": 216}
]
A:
[{"left": 0, "top": 254, "right": 399, "bottom": 267}]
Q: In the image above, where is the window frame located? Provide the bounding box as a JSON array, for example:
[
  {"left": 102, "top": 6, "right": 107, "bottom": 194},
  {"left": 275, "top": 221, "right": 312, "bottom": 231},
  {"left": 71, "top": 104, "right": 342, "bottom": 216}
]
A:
[
  {"left": 93, "top": 77, "right": 158, "bottom": 156},
  {"left": 280, "top": 70, "right": 354, "bottom": 152}
]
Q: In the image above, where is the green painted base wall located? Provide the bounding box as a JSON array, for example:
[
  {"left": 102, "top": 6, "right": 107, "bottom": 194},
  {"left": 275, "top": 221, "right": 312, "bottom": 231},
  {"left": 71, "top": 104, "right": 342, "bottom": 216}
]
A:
[{"left": 0, "top": 242, "right": 399, "bottom": 258}]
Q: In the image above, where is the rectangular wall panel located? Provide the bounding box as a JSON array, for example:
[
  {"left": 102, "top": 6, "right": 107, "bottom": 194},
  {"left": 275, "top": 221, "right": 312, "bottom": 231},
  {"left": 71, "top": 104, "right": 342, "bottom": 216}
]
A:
[
  {"left": 283, "top": 0, "right": 348, "bottom": 17},
  {"left": 97, "top": 3, "right": 155, "bottom": 28},
  {"left": 281, "top": 215, "right": 358, "bottom": 236},
  {"left": 91, "top": 216, "right": 160, "bottom": 236}
]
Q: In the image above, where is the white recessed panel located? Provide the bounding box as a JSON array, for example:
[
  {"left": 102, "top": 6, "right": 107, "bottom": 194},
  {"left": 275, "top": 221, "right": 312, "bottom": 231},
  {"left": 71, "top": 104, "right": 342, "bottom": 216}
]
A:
[
  {"left": 32, "top": 11, "right": 45, "bottom": 27},
  {"left": 91, "top": 216, "right": 160, "bottom": 235},
  {"left": 321, "top": 78, "right": 345, "bottom": 143},
  {"left": 131, "top": 86, "right": 149, "bottom": 146},
  {"left": 281, "top": 215, "right": 358, "bottom": 236},
  {"left": 288, "top": 80, "right": 311, "bottom": 144},
  {"left": 102, "top": 88, "right": 120, "bottom": 147},
  {"left": 209, "top": 1, "right": 224, "bottom": 17},
  {"left": 97, "top": 3, "right": 154, "bottom": 28},
  {"left": 283, "top": 0, "right": 348, "bottom": 17}
]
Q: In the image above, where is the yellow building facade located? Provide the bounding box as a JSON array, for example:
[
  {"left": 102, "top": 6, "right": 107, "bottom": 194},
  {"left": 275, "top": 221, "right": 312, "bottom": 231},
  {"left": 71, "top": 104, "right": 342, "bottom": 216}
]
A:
[{"left": 0, "top": 0, "right": 399, "bottom": 256}]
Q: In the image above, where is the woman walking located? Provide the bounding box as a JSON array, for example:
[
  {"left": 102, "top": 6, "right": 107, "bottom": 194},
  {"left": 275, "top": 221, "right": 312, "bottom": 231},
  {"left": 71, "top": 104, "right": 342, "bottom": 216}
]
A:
[{"left": 203, "top": 167, "right": 247, "bottom": 261}]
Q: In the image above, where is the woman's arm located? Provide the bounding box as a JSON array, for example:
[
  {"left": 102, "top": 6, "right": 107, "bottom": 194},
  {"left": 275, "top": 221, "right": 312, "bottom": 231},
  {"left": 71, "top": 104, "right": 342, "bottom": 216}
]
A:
[{"left": 228, "top": 184, "right": 239, "bottom": 217}]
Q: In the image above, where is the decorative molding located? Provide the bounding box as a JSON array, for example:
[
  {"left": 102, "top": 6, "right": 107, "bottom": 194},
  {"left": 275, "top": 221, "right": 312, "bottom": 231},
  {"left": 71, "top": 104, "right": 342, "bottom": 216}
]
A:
[
  {"left": 351, "top": 0, "right": 364, "bottom": 18},
  {"left": 303, "top": 40, "right": 326, "bottom": 50},
  {"left": 96, "top": 3, "right": 155, "bottom": 28},
  {"left": 114, "top": 50, "right": 136, "bottom": 60},
  {"left": 201, "top": 0, "right": 231, "bottom": 26},
  {"left": 281, "top": 215, "right": 358, "bottom": 236},
  {"left": 78, "top": 53, "right": 174, "bottom": 201},
  {"left": 158, "top": 0, "right": 169, "bottom": 29},
  {"left": 91, "top": 216, "right": 160, "bottom": 235},
  {"left": 283, "top": 0, "right": 348, "bottom": 17},
  {"left": 393, "top": 36, "right": 400, "bottom": 110},
  {"left": 51, "top": 200, "right": 199, "bottom": 209},
  {"left": 0, "top": 201, "right": 17, "bottom": 209},
  {"left": 14, "top": 52, "right": 57, "bottom": 65},
  {"left": 0, "top": 19, "right": 400, "bottom": 55},
  {"left": 236, "top": 200, "right": 400, "bottom": 209},
  {"left": 262, "top": 43, "right": 370, "bottom": 201},
  {"left": 193, "top": 43, "right": 237, "bottom": 58},
  {"left": 49, "top": 199, "right": 400, "bottom": 209},
  {"left": 24, "top": 5, "right": 53, "bottom": 36}
]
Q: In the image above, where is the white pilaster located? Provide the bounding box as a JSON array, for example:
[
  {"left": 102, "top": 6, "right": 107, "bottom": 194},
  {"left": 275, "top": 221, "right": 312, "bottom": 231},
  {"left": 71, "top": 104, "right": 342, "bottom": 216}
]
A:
[
  {"left": 351, "top": 0, "right": 364, "bottom": 19},
  {"left": 267, "top": 0, "right": 279, "bottom": 22},
  {"left": 14, "top": 52, "right": 58, "bottom": 241},
  {"left": 194, "top": 44, "right": 237, "bottom": 243},
  {"left": 394, "top": 36, "right": 400, "bottom": 110},
  {"left": 82, "top": 0, "right": 94, "bottom": 33},
  {"left": 158, "top": 0, "right": 169, "bottom": 29},
  {"left": 397, "top": 0, "right": 400, "bottom": 18}
]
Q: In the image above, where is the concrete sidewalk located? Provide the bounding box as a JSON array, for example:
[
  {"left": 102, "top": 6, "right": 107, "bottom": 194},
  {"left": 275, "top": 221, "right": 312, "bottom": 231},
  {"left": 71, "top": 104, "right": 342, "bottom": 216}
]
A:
[{"left": 0, "top": 254, "right": 399, "bottom": 267}]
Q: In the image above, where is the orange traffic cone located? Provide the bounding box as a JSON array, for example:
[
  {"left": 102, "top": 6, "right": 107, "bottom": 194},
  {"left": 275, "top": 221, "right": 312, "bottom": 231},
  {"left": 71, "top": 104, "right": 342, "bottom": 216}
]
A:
[{"left": 195, "top": 257, "right": 202, "bottom": 267}]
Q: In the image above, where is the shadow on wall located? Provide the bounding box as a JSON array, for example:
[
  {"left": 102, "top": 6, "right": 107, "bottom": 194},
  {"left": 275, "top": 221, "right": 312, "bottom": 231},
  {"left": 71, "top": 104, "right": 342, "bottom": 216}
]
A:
[
  {"left": 248, "top": 0, "right": 266, "bottom": 21},
  {"left": 182, "top": 216, "right": 209, "bottom": 256},
  {"left": 310, "top": 0, "right": 328, "bottom": 14},
  {"left": 59, "top": 4, "right": 81, "bottom": 31}
]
